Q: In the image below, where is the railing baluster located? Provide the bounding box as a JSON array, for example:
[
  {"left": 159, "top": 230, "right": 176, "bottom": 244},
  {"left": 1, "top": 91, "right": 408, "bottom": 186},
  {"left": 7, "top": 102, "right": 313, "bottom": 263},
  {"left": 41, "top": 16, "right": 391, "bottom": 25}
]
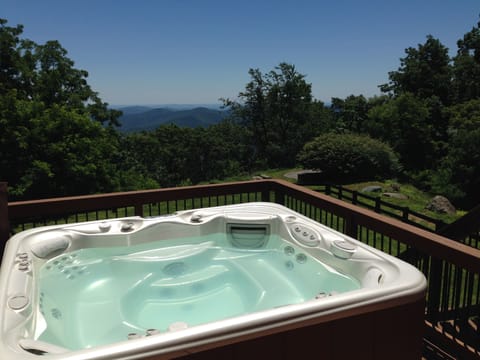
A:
[{"left": 0, "top": 182, "right": 9, "bottom": 256}]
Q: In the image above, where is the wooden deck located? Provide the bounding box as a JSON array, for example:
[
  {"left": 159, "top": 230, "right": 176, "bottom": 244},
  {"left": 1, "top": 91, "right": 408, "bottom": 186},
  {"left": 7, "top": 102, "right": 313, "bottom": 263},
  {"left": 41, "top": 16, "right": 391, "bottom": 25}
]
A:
[{"left": 1, "top": 179, "right": 480, "bottom": 359}]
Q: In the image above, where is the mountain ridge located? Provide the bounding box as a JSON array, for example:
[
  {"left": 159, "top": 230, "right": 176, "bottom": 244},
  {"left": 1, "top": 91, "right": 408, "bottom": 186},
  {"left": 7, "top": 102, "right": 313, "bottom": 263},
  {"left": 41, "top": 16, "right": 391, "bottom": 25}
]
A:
[{"left": 116, "top": 106, "right": 228, "bottom": 132}]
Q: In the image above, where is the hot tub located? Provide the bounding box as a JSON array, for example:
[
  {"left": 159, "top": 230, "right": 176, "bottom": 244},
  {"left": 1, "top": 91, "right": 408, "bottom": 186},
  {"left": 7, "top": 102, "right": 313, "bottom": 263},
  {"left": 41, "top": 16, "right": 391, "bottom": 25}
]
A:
[{"left": 0, "top": 202, "right": 426, "bottom": 360}]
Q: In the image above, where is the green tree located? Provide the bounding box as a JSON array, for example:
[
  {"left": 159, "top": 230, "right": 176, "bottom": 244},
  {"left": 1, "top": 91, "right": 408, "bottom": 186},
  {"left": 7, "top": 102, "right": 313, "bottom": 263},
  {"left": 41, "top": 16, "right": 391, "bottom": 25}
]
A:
[
  {"left": 0, "top": 96, "right": 122, "bottom": 198},
  {"left": 0, "top": 19, "right": 120, "bottom": 126},
  {"left": 380, "top": 35, "right": 452, "bottom": 105},
  {"left": 121, "top": 120, "right": 251, "bottom": 187},
  {"left": 366, "top": 93, "right": 433, "bottom": 171},
  {"left": 0, "top": 19, "right": 122, "bottom": 199},
  {"left": 430, "top": 128, "right": 480, "bottom": 209},
  {"left": 446, "top": 98, "right": 480, "bottom": 129},
  {"left": 329, "top": 95, "right": 389, "bottom": 133},
  {"left": 429, "top": 99, "right": 480, "bottom": 208},
  {"left": 297, "top": 133, "right": 399, "bottom": 183},
  {"left": 118, "top": 131, "right": 163, "bottom": 189},
  {"left": 199, "top": 120, "right": 251, "bottom": 180},
  {"left": 0, "top": 19, "right": 24, "bottom": 94},
  {"left": 310, "top": 99, "right": 335, "bottom": 132},
  {"left": 452, "top": 21, "right": 480, "bottom": 103},
  {"left": 223, "top": 63, "right": 319, "bottom": 167}
]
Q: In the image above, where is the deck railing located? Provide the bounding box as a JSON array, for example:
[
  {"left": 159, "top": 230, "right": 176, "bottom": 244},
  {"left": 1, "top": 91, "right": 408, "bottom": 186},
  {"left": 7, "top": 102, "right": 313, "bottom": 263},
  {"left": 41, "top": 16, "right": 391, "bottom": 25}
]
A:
[
  {"left": 319, "top": 184, "right": 446, "bottom": 232},
  {"left": 1, "top": 179, "right": 479, "bottom": 359},
  {"left": 319, "top": 184, "right": 480, "bottom": 249}
]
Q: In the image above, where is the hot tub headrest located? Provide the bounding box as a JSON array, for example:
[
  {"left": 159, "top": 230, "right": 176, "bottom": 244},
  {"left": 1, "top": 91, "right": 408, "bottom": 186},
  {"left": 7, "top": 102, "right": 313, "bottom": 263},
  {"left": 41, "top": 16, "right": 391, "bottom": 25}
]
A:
[{"left": 29, "top": 230, "right": 71, "bottom": 259}]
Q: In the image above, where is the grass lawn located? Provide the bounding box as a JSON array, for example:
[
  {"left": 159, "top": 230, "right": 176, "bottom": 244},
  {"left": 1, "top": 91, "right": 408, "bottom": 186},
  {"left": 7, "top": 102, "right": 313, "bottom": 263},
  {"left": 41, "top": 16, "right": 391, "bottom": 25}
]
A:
[
  {"left": 340, "top": 180, "right": 463, "bottom": 224},
  {"left": 246, "top": 170, "right": 464, "bottom": 225}
]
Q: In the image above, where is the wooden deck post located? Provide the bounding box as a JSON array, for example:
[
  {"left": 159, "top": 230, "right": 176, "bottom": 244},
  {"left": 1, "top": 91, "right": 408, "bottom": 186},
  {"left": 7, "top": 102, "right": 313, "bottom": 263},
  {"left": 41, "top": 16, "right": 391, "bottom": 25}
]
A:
[
  {"left": 0, "top": 182, "right": 10, "bottom": 257},
  {"left": 344, "top": 213, "right": 358, "bottom": 239},
  {"left": 273, "top": 189, "right": 285, "bottom": 206},
  {"left": 134, "top": 203, "right": 144, "bottom": 217}
]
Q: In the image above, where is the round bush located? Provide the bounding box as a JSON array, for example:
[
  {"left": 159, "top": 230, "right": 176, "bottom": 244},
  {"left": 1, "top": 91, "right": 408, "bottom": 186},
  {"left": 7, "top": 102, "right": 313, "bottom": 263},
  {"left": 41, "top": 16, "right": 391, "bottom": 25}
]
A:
[{"left": 297, "top": 133, "right": 400, "bottom": 183}]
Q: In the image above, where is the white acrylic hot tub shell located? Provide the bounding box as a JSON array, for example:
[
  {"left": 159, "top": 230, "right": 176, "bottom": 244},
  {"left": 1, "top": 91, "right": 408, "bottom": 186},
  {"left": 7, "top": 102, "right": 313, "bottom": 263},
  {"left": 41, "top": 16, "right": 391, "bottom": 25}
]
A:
[{"left": 0, "top": 202, "right": 427, "bottom": 360}]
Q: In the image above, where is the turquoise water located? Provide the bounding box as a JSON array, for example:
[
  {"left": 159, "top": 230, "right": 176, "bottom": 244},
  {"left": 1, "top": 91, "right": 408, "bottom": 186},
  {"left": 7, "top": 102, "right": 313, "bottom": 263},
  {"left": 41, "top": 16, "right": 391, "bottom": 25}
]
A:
[{"left": 37, "top": 234, "right": 360, "bottom": 350}]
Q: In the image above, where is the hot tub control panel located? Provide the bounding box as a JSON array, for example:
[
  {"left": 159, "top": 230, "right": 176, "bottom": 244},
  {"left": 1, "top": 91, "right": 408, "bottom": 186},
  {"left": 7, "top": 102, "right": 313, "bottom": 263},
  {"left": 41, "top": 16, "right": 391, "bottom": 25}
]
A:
[{"left": 289, "top": 223, "right": 321, "bottom": 247}]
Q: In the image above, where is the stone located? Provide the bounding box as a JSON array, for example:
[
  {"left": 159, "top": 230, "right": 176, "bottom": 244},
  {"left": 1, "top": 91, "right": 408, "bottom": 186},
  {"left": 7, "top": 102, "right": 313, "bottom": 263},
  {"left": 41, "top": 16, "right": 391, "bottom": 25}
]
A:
[
  {"left": 361, "top": 185, "right": 382, "bottom": 193},
  {"left": 389, "top": 183, "right": 401, "bottom": 192},
  {"left": 296, "top": 171, "right": 323, "bottom": 185},
  {"left": 382, "top": 192, "right": 409, "bottom": 200},
  {"left": 284, "top": 169, "right": 317, "bottom": 180},
  {"left": 425, "top": 195, "right": 456, "bottom": 214}
]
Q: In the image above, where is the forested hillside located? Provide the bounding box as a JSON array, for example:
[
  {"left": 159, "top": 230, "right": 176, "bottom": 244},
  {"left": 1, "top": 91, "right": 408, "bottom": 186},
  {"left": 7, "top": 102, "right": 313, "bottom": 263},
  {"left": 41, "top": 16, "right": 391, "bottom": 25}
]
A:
[
  {"left": 117, "top": 107, "right": 227, "bottom": 132},
  {"left": 1, "top": 18, "right": 480, "bottom": 209}
]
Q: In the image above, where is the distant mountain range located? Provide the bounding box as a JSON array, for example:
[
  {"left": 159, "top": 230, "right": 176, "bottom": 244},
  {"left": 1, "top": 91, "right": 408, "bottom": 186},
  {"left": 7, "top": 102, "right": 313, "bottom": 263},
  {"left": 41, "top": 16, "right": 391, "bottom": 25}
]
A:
[{"left": 115, "top": 105, "right": 228, "bottom": 132}]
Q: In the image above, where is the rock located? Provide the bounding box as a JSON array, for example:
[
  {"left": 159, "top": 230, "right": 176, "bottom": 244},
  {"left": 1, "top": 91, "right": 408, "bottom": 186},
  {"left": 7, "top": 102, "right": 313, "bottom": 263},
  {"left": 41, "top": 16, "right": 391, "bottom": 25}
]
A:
[
  {"left": 389, "top": 183, "right": 401, "bottom": 192},
  {"left": 284, "top": 169, "right": 317, "bottom": 181},
  {"left": 425, "top": 195, "right": 456, "bottom": 214},
  {"left": 296, "top": 171, "right": 323, "bottom": 185},
  {"left": 383, "top": 192, "right": 409, "bottom": 200},
  {"left": 361, "top": 185, "right": 382, "bottom": 193},
  {"left": 253, "top": 174, "right": 271, "bottom": 180}
]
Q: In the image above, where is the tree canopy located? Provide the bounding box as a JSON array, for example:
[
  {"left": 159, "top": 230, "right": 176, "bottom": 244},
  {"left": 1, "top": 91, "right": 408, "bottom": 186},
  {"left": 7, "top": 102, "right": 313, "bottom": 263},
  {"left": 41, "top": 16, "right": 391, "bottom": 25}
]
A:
[
  {"left": 0, "top": 19, "right": 122, "bottom": 199},
  {"left": 297, "top": 133, "right": 399, "bottom": 183},
  {"left": 381, "top": 35, "right": 452, "bottom": 105},
  {"left": 222, "top": 63, "right": 329, "bottom": 168},
  {"left": 452, "top": 21, "right": 480, "bottom": 103}
]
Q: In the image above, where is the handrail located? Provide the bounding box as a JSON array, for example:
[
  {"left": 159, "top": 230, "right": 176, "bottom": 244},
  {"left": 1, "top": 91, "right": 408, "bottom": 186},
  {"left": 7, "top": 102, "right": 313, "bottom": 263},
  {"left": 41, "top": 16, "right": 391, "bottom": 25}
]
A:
[
  {"left": 438, "top": 202, "right": 480, "bottom": 240},
  {"left": 2, "top": 179, "right": 480, "bottom": 273},
  {"left": 7, "top": 180, "right": 271, "bottom": 220},
  {"left": 1, "top": 180, "right": 271, "bottom": 259}
]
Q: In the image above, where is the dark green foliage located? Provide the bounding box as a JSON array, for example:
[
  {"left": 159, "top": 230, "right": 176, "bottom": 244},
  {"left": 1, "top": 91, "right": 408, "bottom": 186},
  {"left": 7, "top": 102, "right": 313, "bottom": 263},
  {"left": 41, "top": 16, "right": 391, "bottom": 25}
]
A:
[
  {"left": 366, "top": 93, "right": 434, "bottom": 171},
  {"left": 330, "top": 95, "right": 373, "bottom": 133},
  {"left": 429, "top": 128, "right": 480, "bottom": 209},
  {"left": 452, "top": 21, "right": 480, "bottom": 103},
  {"left": 222, "top": 63, "right": 329, "bottom": 168},
  {"left": 372, "top": 21, "right": 480, "bottom": 206},
  {"left": 0, "top": 19, "right": 123, "bottom": 199},
  {"left": 429, "top": 100, "right": 480, "bottom": 208},
  {"left": 120, "top": 121, "right": 251, "bottom": 187},
  {"left": 297, "top": 133, "right": 400, "bottom": 184},
  {"left": 380, "top": 35, "right": 452, "bottom": 105},
  {"left": 0, "top": 94, "right": 122, "bottom": 198},
  {"left": 0, "top": 20, "right": 24, "bottom": 94}
]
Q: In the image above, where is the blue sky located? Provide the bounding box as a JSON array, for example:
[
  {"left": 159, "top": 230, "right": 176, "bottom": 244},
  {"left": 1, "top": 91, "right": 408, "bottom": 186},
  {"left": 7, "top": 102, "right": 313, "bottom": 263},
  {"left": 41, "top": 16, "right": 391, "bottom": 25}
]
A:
[{"left": 2, "top": 0, "right": 479, "bottom": 105}]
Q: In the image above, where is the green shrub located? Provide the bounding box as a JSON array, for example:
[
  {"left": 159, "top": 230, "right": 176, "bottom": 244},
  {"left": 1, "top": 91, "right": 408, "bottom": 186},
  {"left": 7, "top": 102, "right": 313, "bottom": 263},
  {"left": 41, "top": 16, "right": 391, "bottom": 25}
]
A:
[
  {"left": 429, "top": 128, "right": 480, "bottom": 208},
  {"left": 297, "top": 133, "right": 400, "bottom": 183}
]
